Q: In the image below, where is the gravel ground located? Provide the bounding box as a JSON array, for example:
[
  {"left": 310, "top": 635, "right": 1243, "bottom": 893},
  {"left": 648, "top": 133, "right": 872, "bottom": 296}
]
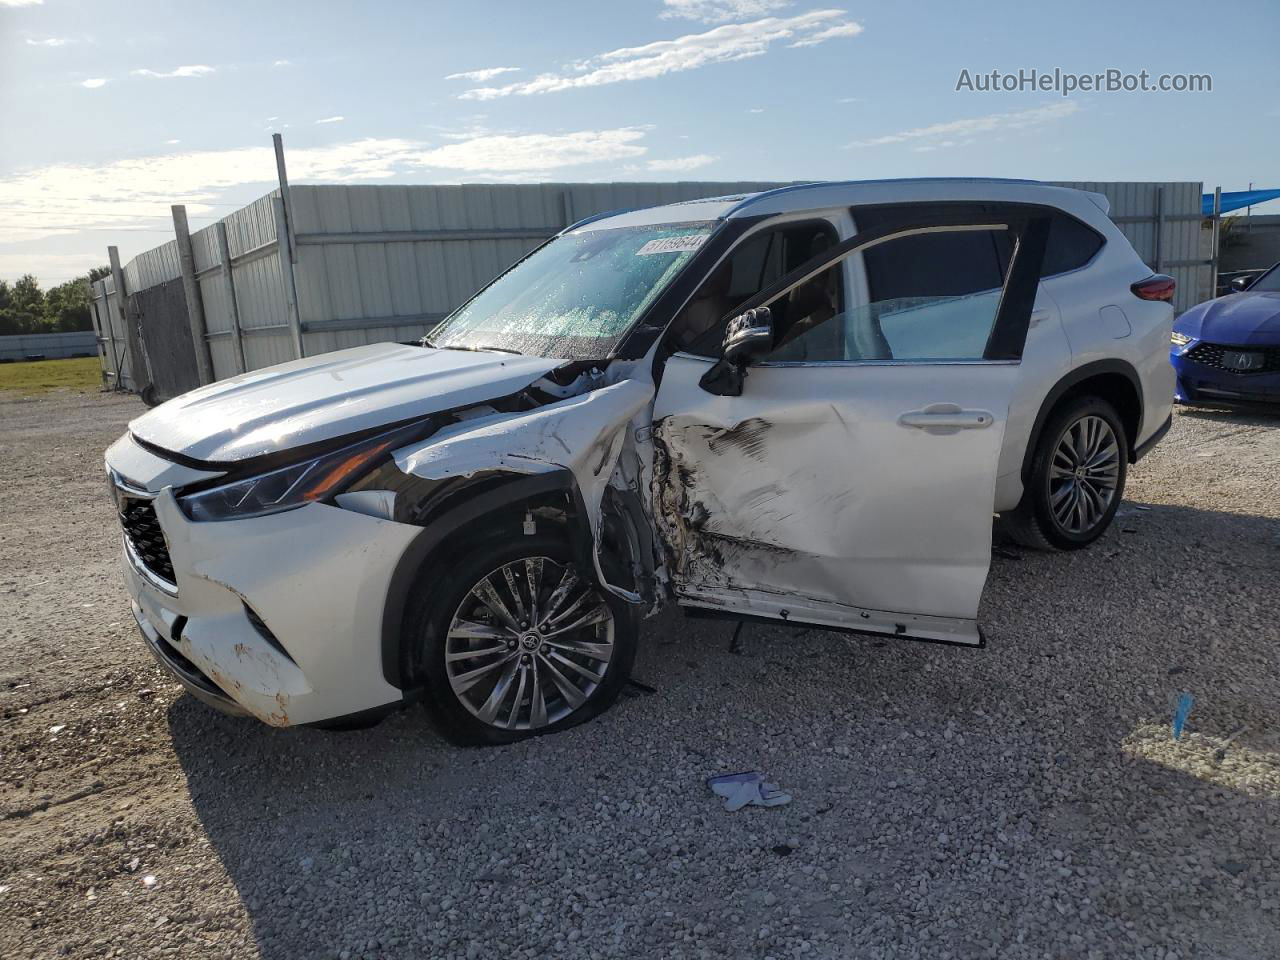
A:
[{"left": 2, "top": 388, "right": 1278, "bottom": 960}]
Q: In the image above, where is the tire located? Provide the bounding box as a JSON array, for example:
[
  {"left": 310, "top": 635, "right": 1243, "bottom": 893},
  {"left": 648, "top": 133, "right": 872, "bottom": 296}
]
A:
[
  {"left": 407, "top": 530, "right": 636, "bottom": 746},
  {"left": 1001, "top": 395, "right": 1129, "bottom": 551}
]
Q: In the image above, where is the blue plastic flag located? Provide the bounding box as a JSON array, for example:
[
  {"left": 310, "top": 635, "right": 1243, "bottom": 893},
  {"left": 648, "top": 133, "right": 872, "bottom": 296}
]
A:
[{"left": 1172, "top": 692, "right": 1194, "bottom": 740}]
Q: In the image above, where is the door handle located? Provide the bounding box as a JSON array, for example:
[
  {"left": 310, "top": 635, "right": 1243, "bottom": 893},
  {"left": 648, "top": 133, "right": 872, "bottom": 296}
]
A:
[
  {"left": 1030, "top": 309, "right": 1050, "bottom": 327},
  {"left": 899, "top": 408, "right": 994, "bottom": 433}
]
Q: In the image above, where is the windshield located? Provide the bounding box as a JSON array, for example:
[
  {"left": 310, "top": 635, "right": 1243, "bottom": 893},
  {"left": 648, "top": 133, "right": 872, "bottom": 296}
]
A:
[
  {"left": 1248, "top": 264, "right": 1280, "bottom": 293},
  {"left": 428, "top": 222, "right": 715, "bottom": 360}
]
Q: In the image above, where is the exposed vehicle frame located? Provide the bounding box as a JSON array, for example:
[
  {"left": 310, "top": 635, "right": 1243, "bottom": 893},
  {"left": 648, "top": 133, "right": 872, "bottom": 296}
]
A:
[{"left": 105, "top": 178, "right": 1174, "bottom": 742}]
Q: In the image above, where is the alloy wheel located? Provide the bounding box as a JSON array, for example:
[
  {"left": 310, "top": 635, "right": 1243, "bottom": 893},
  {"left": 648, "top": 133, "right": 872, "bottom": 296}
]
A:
[
  {"left": 1047, "top": 414, "right": 1121, "bottom": 536},
  {"left": 444, "top": 557, "right": 615, "bottom": 731}
]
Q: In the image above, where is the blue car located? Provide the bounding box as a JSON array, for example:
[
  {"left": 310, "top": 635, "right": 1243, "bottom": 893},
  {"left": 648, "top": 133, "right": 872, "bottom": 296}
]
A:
[{"left": 1172, "top": 262, "right": 1280, "bottom": 404}]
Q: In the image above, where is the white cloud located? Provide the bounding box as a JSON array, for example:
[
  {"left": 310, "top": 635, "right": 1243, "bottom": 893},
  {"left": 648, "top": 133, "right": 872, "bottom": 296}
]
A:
[
  {"left": 747, "top": 107, "right": 765, "bottom": 113},
  {"left": 0, "top": 0, "right": 44, "bottom": 7},
  {"left": 444, "top": 66, "right": 521, "bottom": 82},
  {"left": 272, "top": 59, "right": 293, "bottom": 68},
  {"left": 0, "top": 129, "right": 652, "bottom": 246},
  {"left": 25, "top": 37, "right": 69, "bottom": 47},
  {"left": 460, "top": 10, "right": 860, "bottom": 100},
  {"left": 165, "top": 139, "right": 181, "bottom": 144},
  {"left": 848, "top": 101, "right": 1081, "bottom": 148},
  {"left": 80, "top": 78, "right": 107, "bottom": 89},
  {"left": 660, "top": 0, "right": 792, "bottom": 23},
  {"left": 647, "top": 154, "right": 717, "bottom": 173},
  {"left": 131, "top": 65, "right": 216, "bottom": 79},
  {"left": 787, "top": 21, "right": 862, "bottom": 47},
  {"left": 0, "top": 252, "right": 108, "bottom": 286},
  {"left": 315, "top": 116, "right": 345, "bottom": 124},
  {"left": 414, "top": 128, "right": 648, "bottom": 172}
]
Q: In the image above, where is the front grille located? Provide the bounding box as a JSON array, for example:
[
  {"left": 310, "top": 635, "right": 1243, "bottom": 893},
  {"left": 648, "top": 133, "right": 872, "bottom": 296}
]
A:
[
  {"left": 119, "top": 497, "right": 176, "bottom": 585},
  {"left": 1185, "top": 342, "right": 1280, "bottom": 375}
]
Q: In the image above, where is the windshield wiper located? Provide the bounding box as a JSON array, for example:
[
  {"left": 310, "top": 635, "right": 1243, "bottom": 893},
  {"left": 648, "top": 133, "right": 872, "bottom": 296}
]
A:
[{"left": 422, "top": 338, "right": 524, "bottom": 357}]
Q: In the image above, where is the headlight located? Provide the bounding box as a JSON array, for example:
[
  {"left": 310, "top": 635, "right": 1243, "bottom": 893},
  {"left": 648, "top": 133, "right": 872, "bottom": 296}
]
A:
[
  {"left": 178, "top": 426, "right": 416, "bottom": 522},
  {"left": 1171, "top": 331, "right": 1192, "bottom": 346}
]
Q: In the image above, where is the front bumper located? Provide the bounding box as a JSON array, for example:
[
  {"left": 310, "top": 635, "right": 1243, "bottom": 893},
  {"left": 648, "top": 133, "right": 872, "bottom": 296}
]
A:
[
  {"left": 118, "top": 488, "right": 422, "bottom": 727},
  {"left": 1172, "top": 349, "right": 1280, "bottom": 404}
]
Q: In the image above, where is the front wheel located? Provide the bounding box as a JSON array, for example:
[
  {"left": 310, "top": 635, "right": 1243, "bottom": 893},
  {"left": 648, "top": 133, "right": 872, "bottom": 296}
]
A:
[
  {"left": 1001, "top": 395, "right": 1129, "bottom": 551},
  {"left": 411, "top": 531, "right": 636, "bottom": 746}
]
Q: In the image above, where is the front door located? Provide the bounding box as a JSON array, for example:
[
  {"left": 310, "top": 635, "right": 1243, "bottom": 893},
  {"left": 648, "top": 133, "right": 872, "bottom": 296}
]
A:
[{"left": 652, "top": 209, "right": 1050, "bottom": 645}]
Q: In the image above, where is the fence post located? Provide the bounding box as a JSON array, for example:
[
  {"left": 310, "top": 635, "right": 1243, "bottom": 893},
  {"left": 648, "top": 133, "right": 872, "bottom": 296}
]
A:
[
  {"left": 171, "top": 205, "right": 215, "bottom": 385},
  {"left": 1209, "top": 186, "right": 1222, "bottom": 298},
  {"left": 272, "top": 195, "right": 305, "bottom": 358},
  {"left": 1153, "top": 186, "right": 1164, "bottom": 272},
  {"left": 88, "top": 292, "right": 108, "bottom": 388},
  {"left": 214, "top": 221, "right": 248, "bottom": 374},
  {"left": 273, "top": 133, "right": 298, "bottom": 264},
  {"left": 108, "top": 246, "right": 149, "bottom": 395}
]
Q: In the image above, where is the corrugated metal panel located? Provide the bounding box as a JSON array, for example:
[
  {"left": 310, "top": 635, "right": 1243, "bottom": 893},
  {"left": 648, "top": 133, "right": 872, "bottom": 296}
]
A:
[{"left": 91, "top": 276, "right": 137, "bottom": 390}]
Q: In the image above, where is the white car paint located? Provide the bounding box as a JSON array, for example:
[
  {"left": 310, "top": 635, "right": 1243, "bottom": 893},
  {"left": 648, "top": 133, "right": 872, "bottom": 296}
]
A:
[
  {"left": 105, "top": 178, "right": 1173, "bottom": 729},
  {"left": 130, "top": 341, "right": 561, "bottom": 463}
]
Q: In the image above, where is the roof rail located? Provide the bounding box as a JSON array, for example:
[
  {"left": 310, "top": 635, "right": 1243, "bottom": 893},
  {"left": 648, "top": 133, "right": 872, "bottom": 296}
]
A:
[
  {"left": 557, "top": 208, "right": 631, "bottom": 236},
  {"left": 723, "top": 177, "right": 1044, "bottom": 218}
]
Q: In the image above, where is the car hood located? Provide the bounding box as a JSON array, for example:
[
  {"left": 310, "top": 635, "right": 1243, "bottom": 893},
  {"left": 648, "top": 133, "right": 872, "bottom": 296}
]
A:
[
  {"left": 1175, "top": 291, "right": 1280, "bottom": 346},
  {"left": 128, "top": 342, "right": 563, "bottom": 464}
]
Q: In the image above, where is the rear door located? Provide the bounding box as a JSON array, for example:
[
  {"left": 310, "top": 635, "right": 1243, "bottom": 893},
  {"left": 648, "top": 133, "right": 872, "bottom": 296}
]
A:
[{"left": 652, "top": 209, "right": 1051, "bottom": 645}]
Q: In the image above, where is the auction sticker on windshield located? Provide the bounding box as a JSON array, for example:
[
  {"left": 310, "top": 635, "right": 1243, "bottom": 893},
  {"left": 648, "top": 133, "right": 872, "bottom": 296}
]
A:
[{"left": 636, "top": 234, "right": 708, "bottom": 256}]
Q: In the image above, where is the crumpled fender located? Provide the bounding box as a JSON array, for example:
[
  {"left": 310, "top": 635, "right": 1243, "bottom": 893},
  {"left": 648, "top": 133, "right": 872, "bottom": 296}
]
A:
[{"left": 393, "top": 379, "right": 655, "bottom": 601}]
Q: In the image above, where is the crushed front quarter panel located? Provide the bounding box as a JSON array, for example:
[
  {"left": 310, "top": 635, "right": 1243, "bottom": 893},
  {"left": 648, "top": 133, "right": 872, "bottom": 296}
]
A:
[{"left": 393, "top": 378, "right": 656, "bottom": 603}]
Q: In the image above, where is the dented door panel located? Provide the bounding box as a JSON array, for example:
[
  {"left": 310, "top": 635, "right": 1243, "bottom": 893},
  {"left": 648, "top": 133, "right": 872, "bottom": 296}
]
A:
[{"left": 653, "top": 354, "right": 1017, "bottom": 643}]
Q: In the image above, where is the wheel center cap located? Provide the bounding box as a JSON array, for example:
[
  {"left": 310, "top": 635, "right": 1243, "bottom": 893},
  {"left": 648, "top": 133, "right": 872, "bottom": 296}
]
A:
[
  {"left": 1074, "top": 466, "right": 1086, "bottom": 480},
  {"left": 519, "top": 632, "right": 542, "bottom": 651}
]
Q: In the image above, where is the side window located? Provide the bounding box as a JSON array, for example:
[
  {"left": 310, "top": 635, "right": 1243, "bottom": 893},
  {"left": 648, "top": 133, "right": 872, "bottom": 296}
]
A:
[
  {"left": 673, "top": 220, "right": 841, "bottom": 356},
  {"left": 769, "top": 226, "right": 1016, "bottom": 363},
  {"left": 851, "top": 212, "right": 1009, "bottom": 361},
  {"left": 1041, "top": 214, "right": 1104, "bottom": 276}
]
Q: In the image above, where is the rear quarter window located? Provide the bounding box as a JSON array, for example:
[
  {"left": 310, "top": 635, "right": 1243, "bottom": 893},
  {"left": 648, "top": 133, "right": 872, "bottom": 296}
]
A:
[{"left": 1041, "top": 214, "right": 1105, "bottom": 276}]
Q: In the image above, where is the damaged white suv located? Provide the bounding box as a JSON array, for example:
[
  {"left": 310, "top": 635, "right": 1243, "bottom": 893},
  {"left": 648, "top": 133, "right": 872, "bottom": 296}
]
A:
[{"left": 106, "top": 179, "right": 1174, "bottom": 743}]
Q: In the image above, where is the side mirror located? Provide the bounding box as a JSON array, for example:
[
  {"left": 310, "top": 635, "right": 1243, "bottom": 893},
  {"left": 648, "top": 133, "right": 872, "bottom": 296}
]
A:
[
  {"left": 1230, "top": 275, "right": 1253, "bottom": 293},
  {"left": 699, "top": 307, "right": 775, "bottom": 396}
]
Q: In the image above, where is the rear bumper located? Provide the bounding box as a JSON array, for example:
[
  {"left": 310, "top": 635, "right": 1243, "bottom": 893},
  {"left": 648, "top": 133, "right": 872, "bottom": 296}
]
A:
[{"left": 1172, "top": 351, "right": 1280, "bottom": 404}]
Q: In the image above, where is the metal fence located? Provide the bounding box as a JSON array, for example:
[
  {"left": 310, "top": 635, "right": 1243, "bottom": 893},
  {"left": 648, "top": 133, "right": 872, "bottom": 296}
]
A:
[
  {"left": 0, "top": 331, "right": 98, "bottom": 362},
  {"left": 91, "top": 178, "right": 1208, "bottom": 397}
]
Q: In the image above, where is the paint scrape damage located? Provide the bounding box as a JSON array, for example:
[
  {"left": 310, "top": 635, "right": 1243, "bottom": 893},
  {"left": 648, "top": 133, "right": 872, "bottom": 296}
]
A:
[{"left": 652, "top": 414, "right": 815, "bottom": 594}]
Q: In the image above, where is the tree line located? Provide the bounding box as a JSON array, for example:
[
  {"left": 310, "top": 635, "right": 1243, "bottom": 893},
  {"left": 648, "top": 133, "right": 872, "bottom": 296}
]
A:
[{"left": 0, "top": 267, "right": 110, "bottom": 338}]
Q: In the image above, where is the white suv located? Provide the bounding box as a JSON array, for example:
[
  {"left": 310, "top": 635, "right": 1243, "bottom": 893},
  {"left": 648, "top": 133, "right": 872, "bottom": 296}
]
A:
[{"left": 105, "top": 178, "right": 1174, "bottom": 743}]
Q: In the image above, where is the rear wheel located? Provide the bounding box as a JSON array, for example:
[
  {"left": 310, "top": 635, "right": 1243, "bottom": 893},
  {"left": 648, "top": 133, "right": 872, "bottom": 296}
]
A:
[
  {"left": 1001, "top": 395, "right": 1128, "bottom": 551},
  {"left": 411, "top": 531, "right": 635, "bottom": 746}
]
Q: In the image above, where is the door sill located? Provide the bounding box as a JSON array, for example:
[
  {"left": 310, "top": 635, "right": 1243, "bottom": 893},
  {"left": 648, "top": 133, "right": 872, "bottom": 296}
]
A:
[{"left": 676, "top": 586, "right": 983, "bottom": 647}]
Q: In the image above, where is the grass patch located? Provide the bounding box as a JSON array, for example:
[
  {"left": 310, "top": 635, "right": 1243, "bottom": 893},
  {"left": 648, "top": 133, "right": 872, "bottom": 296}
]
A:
[{"left": 0, "top": 356, "right": 103, "bottom": 394}]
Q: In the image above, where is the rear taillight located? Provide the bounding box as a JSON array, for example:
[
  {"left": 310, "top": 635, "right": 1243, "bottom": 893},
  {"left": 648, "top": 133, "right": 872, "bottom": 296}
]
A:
[{"left": 1131, "top": 274, "right": 1176, "bottom": 302}]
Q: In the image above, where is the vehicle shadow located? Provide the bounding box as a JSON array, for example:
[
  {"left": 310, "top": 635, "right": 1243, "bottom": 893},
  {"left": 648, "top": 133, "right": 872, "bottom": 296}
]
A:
[
  {"left": 168, "top": 498, "right": 1280, "bottom": 960},
  {"left": 1173, "top": 401, "right": 1280, "bottom": 424}
]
